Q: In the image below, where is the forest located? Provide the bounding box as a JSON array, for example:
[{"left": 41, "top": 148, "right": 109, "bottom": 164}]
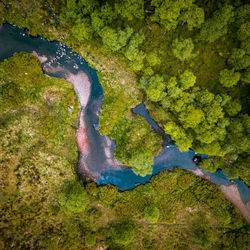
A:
[{"left": 0, "top": 0, "right": 249, "bottom": 249}]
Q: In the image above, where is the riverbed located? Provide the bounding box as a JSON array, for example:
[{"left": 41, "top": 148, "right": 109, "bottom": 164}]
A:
[{"left": 0, "top": 23, "right": 249, "bottom": 221}]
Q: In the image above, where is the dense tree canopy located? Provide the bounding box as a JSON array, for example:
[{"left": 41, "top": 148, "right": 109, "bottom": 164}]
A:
[{"left": 172, "top": 37, "right": 194, "bottom": 61}]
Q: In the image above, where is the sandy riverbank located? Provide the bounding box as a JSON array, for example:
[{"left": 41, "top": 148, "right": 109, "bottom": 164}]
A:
[
  {"left": 220, "top": 184, "right": 250, "bottom": 223},
  {"left": 66, "top": 72, "right": 91, "bottom": 108},
  {"left": 192, "top": 167, "right": 250, "bottom": 223}
]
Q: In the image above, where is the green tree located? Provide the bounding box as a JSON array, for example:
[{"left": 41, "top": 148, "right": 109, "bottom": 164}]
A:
[
  {"left": 72, "top": 18, "right": 93, "bottom": 41},
  {"left": 146, "top": 52, "right": 161, "bottom": 66},
  {"left": 172, "top": 37, "right": 194, "bottom": 61},
  {"left": 164, "top": 121, "right": 183, "bottom": 139},
  {"left": 181, "top": 4, "right": 204, "bottom": 30},
  {"left": 145, "top": 75, "right": 166, "bottom": 102},
  {"left": 167, "top": 76, "right": 178, "bottom": 88},
  {"left": 128, "top": 151, "right": 154, "bottom": 176},
  {"left": 219, "top": 69, "right": 241, "bottom": 88},
  {"left": 58, "top": 180, "right": 88, "bottom": 214},
  {"left": 179, "top": 105, "right": 204, "bottom": 128},
  {"left": 176, "top": 134, "right": 193, "bottom": 151},
  {"left": 164, "top": 121, "right": 193, "bottom": 151},
  {"left": 204, "top": 100, "right": 224, "bottom": 124},
  {"left": 111, "top": 221, "right": 135, "bottom": 245},
  {"left": 237, "top": 21, "right": 250, "bottom": 41},
  {"left": 225, "top": 100, "right": 241, "bottom": 116},
  {"left": 242, "top": 68, "right": 250, "bottom": 83},
  {"left": 59, "top": 0, "right": 80, "bottom": 23},
  {"left": 199, "top": 5, "right": 234, "bottom": 43},
  {"left": 195, "top": 141, "right": 222, "bottom": 156},
  {"left": 91, "top": 11, "right": 105, "bottom": 32},
  {"left": 179, "top": 70, "right": 196, "bottom": 90},
  {"left": 124, "top": 33, "right": 145, "bottom": 60},
  {"left": 199, "top": 158, "right": 217, "bottom": 172},
  {"left": 167, "top": 86, "right": 182, "bottom": 98},
  {"left": 99, "top": 26, "right": 133, "bottom": 52},
  {"left": 151, "top": 0, "right": 194, "bottom": 31},
  {"left": 228, "top": 48, "right": 250, "bottom": 70},
  {"left": 195, "top": 89, "right": 214, "bottom": 106},
  {"left": 99, "top": 184, "right": 118, "bottom": 205},
  {"left": 241, "top": 39, "right": 250, "bottom": 55},
  {"left": 115, "top": 0, "right": 144, "bottom": 21},
  {"left": 124, "top": 33, "right": 145, "bottom": 70},
  {"left": 234, "top": 4, "right": 250, "bottom": 27},
  {"left": 144, "top": 205, "right": 160, "bottom": 223}
]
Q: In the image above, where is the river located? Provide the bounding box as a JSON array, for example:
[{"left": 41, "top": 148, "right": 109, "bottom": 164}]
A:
[{"left": 0, "top": 23, "right": 249, "bottom": 221}]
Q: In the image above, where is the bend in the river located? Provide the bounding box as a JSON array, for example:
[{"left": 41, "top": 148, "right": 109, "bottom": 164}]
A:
[{"left": 0, "top": 23, "right": 249, "bottom": 222}]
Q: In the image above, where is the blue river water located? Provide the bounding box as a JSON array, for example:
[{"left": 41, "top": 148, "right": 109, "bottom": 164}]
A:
[{"left": 0, "top": 23, "right": 249, "bottom": 203}]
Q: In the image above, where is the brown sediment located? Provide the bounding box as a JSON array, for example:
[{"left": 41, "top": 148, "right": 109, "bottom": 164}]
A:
[
  {"left": 32, "top": 51, "right": 47, "bottom": 63},
  {"left": 75, "top": 127, "right": 89, "bottom": 155},
  {"left": 33, "top": 50, "right": 95, "bottom": 180},
  {"left": 43, "top": 65, "right": 64, "bottom": 74},
  {"left": 220, "top": 184, "right": 250, "bottom": 223},
  {"left": 191, "top": 167, "right": 211, "bottom": 182},
  {"left": 66, "top": 72, "right": 91, "bottom": 108}
]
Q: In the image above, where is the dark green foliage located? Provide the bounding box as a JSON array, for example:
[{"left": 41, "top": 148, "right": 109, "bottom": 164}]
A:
[
  {"left": 238, "top": 21, "right": 250, "bottom": 41},
  {"left": 115, "top": 0, "right": 144, "bottom": 21},
  {"left": 0, "top": 81, "right": 25, "bottom": 109},
  {"left": 99, "top": 26, "right": 133, "bottom": 52},
  {"left": 172, "top": 37, "right": 194, "bottom": 61},
  {"left": 111, "top": 220, "right": 135, "bottom": 245},
  {"left": 191, "top": 214, "right": 215, "bottom": 248},
  {"left": 199, "top": 159, "right": 217, "bottom": 173},
  {"left": 228, "top": 48, "right": 250, "bottom": 70},
  {"left": 98, "top": 184, "right": 119, "bottom": 205},
  {"left": 177, "top": 172, "right": 196, "bottom": 189},
  {"left": 85, "top": 232, "right": 96, "bottom": 247},
  {"left": 199, "top": 5, "right": 234, "bottom": 43},
  {"left": 181, "top": 4, "right": 204, "bottom": 30},
  {"left": 150, "top": 0, "right": 194, "bottom": 31},
  {"left": 58, "top": 180, "right": 88, "bottom": 214}
]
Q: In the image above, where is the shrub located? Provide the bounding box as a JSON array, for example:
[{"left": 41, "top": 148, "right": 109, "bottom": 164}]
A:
[
  {"left": 219, "top": 69, "right": 240, "bottom": 88},
  {"left": 177, "top": 173, "right": 196, "bottom": 190},
  {"left": 111, "top": 221, "right": 135, "bottom": 245},
  {"left": 172, "top": 37, "right": 194, "bottom": 61},
  {"left": 98, "top": 184, "right": 118, "bottom": 205},
  {"left": 199, "top": 159, "right": 217, "bottom": 172},
  {"left": 58, "top": 180, "right": 88, "bottom": 214},
  {"left": 85, "top": 233, "right": 96, "bottom": 247},
  {"left": 144, "top": 205, "right": 159, "bottom": 223}
]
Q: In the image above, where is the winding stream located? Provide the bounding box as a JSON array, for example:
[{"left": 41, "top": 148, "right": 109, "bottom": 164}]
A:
[{"left": 0, "top": 23, "right": 249, "bottom": 221}]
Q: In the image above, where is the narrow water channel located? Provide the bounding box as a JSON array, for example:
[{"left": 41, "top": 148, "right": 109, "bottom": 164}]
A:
[{"left": 0, "top": 23, "right": 249, "bottom": 205}]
